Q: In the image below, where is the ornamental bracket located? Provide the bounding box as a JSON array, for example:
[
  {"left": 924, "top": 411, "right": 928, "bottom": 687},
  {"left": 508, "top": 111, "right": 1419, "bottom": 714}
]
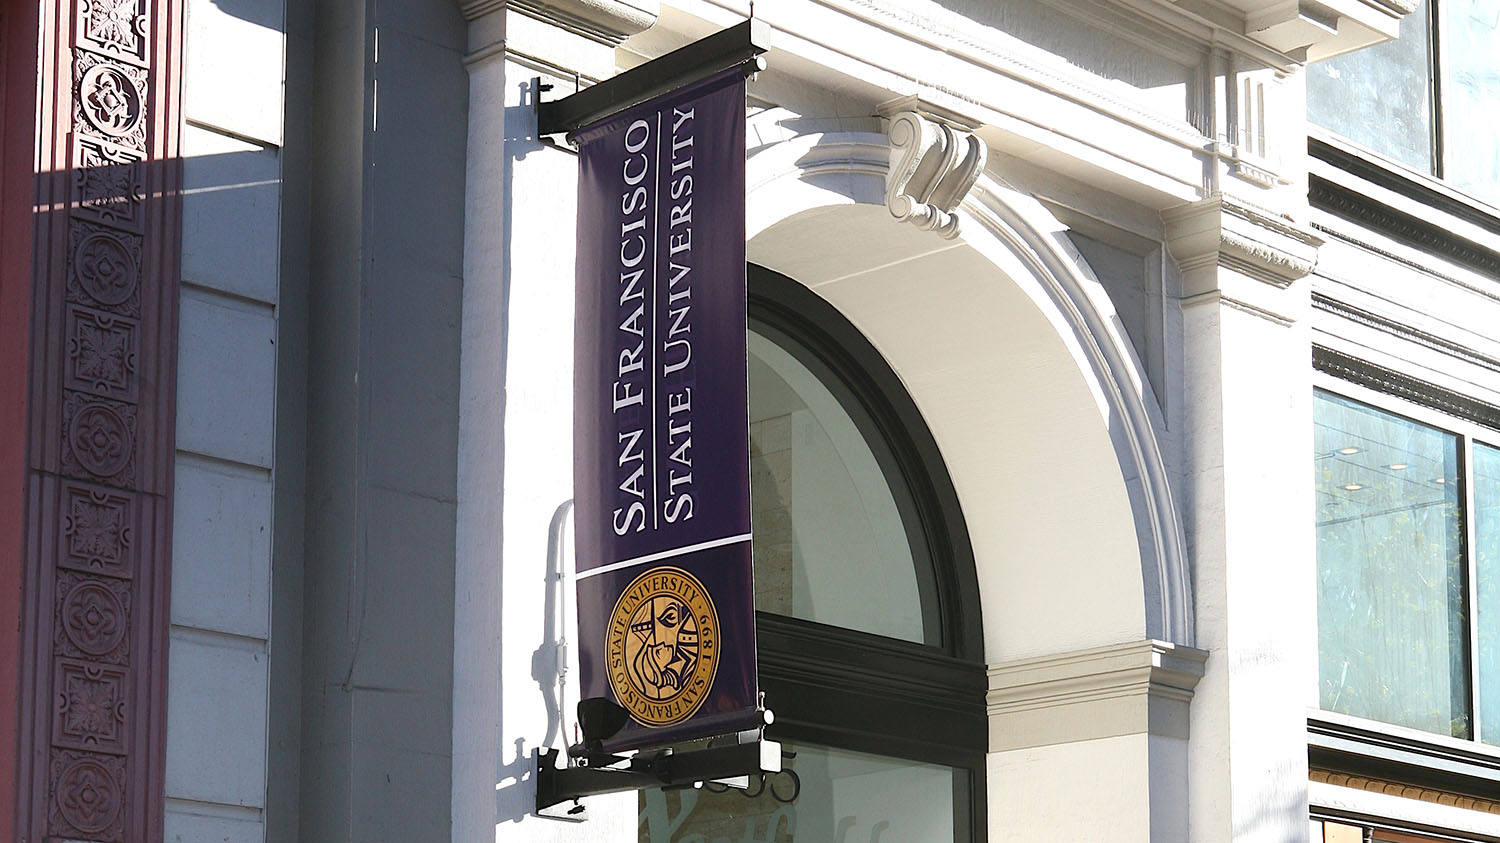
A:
[{"left": 884, "top": 110, "right": 987, "bottom": 241}]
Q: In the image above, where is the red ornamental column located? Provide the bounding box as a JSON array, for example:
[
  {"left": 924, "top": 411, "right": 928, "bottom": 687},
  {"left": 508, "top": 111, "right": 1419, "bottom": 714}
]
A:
[{"left": 12, "top": 0, "right": 183, "bottom": 837}]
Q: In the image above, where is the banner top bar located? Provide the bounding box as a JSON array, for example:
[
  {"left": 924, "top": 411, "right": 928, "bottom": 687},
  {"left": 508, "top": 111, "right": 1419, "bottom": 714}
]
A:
[{"left": 536, "top": 19, "right": 769, "bottom": 138}]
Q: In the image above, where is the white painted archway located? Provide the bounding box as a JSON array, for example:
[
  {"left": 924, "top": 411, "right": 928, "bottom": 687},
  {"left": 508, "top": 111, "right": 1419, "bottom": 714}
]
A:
[{"left": 744, "top": 126, "right": 1191, "bottom": 660}]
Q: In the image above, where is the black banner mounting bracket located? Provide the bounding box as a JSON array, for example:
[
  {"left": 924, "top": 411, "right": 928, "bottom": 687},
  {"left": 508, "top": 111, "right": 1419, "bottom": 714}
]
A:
[
  {"left": 535, "top": 18, "right": 769, "bottom": 139},
  {"left": 534, "top": 729, "right": 782, "bottom": 820}
]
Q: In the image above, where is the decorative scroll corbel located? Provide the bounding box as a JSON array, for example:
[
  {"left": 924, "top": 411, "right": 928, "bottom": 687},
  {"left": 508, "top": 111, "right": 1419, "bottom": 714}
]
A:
[{"left": 886, "top": 111, "right": 987, "bottom": 240}]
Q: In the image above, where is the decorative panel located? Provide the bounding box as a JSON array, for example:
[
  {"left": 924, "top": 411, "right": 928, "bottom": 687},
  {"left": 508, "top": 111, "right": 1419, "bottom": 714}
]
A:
[{"left": 15, "top": 0, "right": 182, "bottom": 836}]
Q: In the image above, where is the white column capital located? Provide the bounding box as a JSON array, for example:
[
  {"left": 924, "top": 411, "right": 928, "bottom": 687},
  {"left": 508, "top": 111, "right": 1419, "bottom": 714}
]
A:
[
  {"left": 1165, "top": 193, "right": 1323, "bottom": 306},
  {"left": 987, "top": 639, "right": 1208, "bottom": 751}
]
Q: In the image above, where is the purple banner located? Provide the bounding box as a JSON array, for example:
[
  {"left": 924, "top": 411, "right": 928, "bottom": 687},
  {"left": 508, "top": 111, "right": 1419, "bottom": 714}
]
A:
[{"left": 572, "top": 70, "right": 757, "bottom": 750}]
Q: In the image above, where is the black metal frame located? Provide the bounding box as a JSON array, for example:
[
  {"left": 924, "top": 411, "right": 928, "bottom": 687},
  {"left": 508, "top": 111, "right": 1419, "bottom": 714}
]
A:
[
  {"left": 535, "top": 19, "right": 769, "bottom": 138},
  {"left": 535, "top": 738, "right": 782, "bottom": 813},
  {"left": 747, "top": 264, "right": 988, "bottom": 841},
  {"left": 1310, "top": 717, "right": 1500, "bottom": 801}
]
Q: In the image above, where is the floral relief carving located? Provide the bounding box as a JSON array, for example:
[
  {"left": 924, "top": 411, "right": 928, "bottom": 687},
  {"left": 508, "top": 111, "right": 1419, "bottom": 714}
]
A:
[
  {"left": 48, "top": 751, "right": 125, "bottom": 840},
  {"left": 61, "top": 483, "right": 136, "bottom": 578},
  {"left": 70, "top": 225, "right": 141, "bottom": 311},
  {"left": 24, "top": 0, "right": 173, "bottom": 835},
  {"left": 73, "top": 136, "right": 145, "bottom": 232},
  {"left": 60, "top": 580, "right": 127, "bottom": 657},
  {"left": 75, "top": 53, "right": 148, "bottom": 150},
  {"left": 76, "top": 0, "right": 149, "bottom": 66},
  {"left": 67, "top": 306, "right": 138, "bottom": 400},
  {"left": 54, "top": 659, "right": 129, "bottom": 754},
  {"left": 62, "top": 394, "right": 136, "bottom": 483},
  {"left": 53, "top": 572, "right": 131, "bottom": 666}
]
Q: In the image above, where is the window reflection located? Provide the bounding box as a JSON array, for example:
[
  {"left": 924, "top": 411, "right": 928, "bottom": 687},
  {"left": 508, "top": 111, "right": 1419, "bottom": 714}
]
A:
[
  {"left": 746, "top": 325, "right": 937, "bottom": 644},
  {"left": 1442, "top": 0, "right": 1500, "bottom": 208},
  {"left": 638, "top": 743, "right": 956, "bottom": 843},
  {"left": 1307, "top": 0, "right": 1433, "bottom": 173},
  {"left": 1314, "top": 391, "right": 1466, "bottom": 737},
  {"left": 1475, "top": 442, "right": 1500, "bottom": 744}
]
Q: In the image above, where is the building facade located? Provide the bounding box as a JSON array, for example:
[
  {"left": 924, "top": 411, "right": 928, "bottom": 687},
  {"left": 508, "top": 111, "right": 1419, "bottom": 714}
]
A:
[{"left": 3, "top": 0, "right": 1500, "bottom": 840}]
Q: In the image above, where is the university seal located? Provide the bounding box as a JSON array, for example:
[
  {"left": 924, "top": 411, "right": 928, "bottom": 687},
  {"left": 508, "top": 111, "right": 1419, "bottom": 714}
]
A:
[{"left": 606, "top": 566, "right": 720, "bottom": 726}]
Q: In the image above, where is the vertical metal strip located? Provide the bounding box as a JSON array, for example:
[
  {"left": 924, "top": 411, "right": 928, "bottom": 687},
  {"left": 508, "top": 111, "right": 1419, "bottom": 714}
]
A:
[{"left": 1465, "top": 436, "right": 1483, "bottom": 742}]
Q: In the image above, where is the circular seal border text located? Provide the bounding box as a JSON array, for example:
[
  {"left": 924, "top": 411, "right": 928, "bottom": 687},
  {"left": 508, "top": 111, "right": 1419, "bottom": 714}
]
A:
[{"left": 606, "top": 565, "right": 720, "bottom": 727}]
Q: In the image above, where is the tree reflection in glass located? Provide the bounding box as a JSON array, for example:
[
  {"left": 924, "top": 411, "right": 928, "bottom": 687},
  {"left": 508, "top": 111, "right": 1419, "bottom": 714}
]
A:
[{"left": 1314, "top": 390, "right": 1467, "bottom": 737}]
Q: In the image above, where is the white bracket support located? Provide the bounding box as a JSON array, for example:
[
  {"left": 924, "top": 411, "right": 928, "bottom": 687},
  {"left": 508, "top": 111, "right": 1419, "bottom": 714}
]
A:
[{"left": 885, "top": 111, "right": 987, "bottom": 241}]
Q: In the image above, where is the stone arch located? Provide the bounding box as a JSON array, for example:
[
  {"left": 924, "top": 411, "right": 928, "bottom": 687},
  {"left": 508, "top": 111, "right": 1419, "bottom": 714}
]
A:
[{"left": 744, "top": 125, "right": 1191, "bottom": 658}]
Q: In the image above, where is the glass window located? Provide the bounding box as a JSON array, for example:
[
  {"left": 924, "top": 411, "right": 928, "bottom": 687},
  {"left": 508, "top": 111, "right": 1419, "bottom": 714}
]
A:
[
  {"left": 639, "top": 741, "right": 958, "bottom": 843},
  {"left": 1441, "top": 0, "right": 1500, "bottom": 203},
  {"left": 1307, "top": 0, "right": 1433, "bottom": 174},
  {"left": 1314, "top": 389, "right": 1500, "bottom": 745},
  {"left": 1313, "top": 819, "right": 1458, "bottom": 842},
  {"left": 1475, "top": 442, "right": 1500, "bottom": 744},
  {"left": 1314, "top": 391, "right": 1465, "bottom": 736},
  {"left": 1307, "top": 0, "right": 1500, "bottom": 206},
  {"left": 747, "top": 323, "right": 938, "bottom": 644},
  {"left": 632, "top": 266, "right": 985, "bottom": 842}
]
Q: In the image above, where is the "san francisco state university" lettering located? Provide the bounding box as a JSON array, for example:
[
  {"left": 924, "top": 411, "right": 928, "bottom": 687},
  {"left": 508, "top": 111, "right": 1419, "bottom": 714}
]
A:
[{"left": 611, "top": 105, "right": 698, "bottom": 536}]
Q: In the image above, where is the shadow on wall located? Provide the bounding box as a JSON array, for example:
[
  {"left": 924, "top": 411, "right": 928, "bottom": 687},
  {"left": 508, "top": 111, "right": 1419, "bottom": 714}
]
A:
[
  {"left": 18, "top": 135, "right": 286, "bottom": 839},
  {"left": 492, "top": 77, "right": 557, "bottom": 827},
  {"left": 209, "top": 0, "right": 281, "bottom": 29},
  {"left": 926, "top": 0, "right": 1196, "bottom": 121}
]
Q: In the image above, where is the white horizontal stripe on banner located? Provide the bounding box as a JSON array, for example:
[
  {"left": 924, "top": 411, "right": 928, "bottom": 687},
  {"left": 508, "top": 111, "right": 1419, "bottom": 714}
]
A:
[{"left": 575, "top": 532, "right": 754, "bottom": 581}]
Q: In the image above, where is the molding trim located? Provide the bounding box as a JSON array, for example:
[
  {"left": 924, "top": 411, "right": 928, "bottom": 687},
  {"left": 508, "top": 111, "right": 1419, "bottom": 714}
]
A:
[
  {"left": 1310, "top": 175, "right": 1500, "bottom": 281},
  {"left": 745, "top": 127, "right": 1194, "bottom": 647},
  {"left": 1311, "top": 293, "right": 1500, "bottom": 377},
  {"left": 884, "top": 110, "right": 986, "bottom": 240},
  {"left": 1309, "top": 769, "right": 1500, "bottom": 816},
  {"left": 1164, "top": 193, "right": 1323, "bottom": 292},
  {"left": 14, "top": 0, "right": 184, "bottom": 838},
  {"left": 461, "top": 0, "right": 658, "bottom": 42},
  {"left": 1309, "top": 715, "right": 1500, "bottom": 805},
  {"left": 961, "top": 180, "right": 1193, "bottom": 647},
  {"left": 1310, "top": 223, "right": 1500, "bottom": 307},
  {"left": 1310, "top": 137, "right": 1500, "bottom": 240},
  {"left": 1313, "top": 345, "right": 1500, "bottom": 431},
  {"left": 987, "top": 640, "right": 1207, "bottom": 750}
]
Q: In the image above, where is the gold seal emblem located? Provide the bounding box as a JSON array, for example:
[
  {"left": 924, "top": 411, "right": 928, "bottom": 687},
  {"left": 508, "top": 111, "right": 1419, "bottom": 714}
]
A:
[{"left": 606, "top": 566, "right": 720, "bottom": 726}]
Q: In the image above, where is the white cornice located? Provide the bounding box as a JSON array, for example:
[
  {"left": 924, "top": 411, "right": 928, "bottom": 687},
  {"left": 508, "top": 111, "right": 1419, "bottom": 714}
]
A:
[
  {"left": 988, "top": 640, "right": 1208, "bottom": 709},
  {"left": 460, "top": 0, "right": 658, "bottom": 43},
  {"left": 987, "top": 640, "right": 1207, "bottom": 750},
  {"left": 1164, "top": 193, "right": 1324, "bottom": 292}
]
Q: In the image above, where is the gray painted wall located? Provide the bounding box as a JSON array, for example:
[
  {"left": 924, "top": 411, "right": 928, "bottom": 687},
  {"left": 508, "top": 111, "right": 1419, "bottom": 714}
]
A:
[{"left": 291, "top": 0, "right": 469, "bottom": 837}]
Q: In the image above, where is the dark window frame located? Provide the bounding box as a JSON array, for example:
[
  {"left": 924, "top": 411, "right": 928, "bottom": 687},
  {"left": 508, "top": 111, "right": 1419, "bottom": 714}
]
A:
[{"left": 747, "top": 264, "right": 988, "bottom": 841}]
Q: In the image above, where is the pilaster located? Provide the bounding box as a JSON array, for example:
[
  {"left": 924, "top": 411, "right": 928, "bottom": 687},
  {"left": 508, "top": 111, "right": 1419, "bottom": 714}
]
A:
[
  {"left": 296, "top": 0, "right": 468, "bottom": 839},
  {"left": 1166, "top": 193, "right": 1321, "bottom": 841},
  {"left": 13, "top": 0, "right": 185, "bottom": 838},
  {"left": 987, "top": 640, "right": 1207, "bottom": 841}
]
